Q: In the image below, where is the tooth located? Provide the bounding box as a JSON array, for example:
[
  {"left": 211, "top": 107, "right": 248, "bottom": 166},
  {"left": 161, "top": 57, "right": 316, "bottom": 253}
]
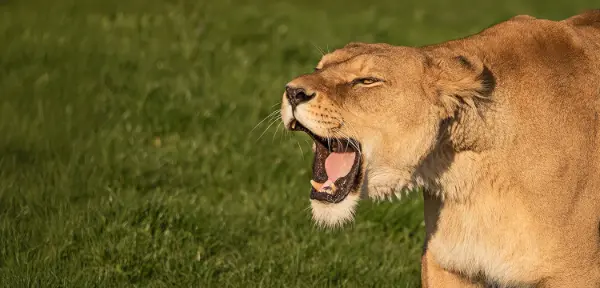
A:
[
  {"left": 310, "top": 180, "right": 323, "bottom": 191},
  {"left": 312, "top": 142, "right": 316, "bottom": 152},
  {"left": 322, "top": 182, "right": 336, "bottom": 194},
  {"left": 291, "top": 120, "right": 296, "bottom": 129},
  {"left": 311, "top": 180, "right": 337, "bottom": 194}
]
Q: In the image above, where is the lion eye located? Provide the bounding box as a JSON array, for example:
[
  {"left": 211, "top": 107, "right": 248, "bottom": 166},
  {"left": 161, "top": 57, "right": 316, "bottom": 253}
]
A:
[
  {"left": 360, "top": 78, "right": 375, "bottom": 84},
  {"left": 352, "top": 77, "right": 382, "bottom": 86}
]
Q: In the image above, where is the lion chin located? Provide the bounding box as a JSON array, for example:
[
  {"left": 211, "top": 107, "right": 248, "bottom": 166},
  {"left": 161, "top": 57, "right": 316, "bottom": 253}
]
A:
[
  {"left": 309, "top": 193, "right": 360, "bottom": 228},
  {"left": 310, "top": 175, "right": 414, "bottom": 228}
]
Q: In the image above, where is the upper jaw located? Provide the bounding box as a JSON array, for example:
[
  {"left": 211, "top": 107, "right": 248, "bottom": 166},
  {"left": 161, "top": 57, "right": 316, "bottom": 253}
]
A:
[
  {"left": 280, "top": 98, "right": 294, "bottom": 130},
  {"left": 281, "top": 96, "right": 365, "bottom": 204}
]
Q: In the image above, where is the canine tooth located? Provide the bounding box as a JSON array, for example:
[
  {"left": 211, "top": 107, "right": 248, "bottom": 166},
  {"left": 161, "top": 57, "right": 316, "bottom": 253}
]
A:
[
  {"left": 311, "top": 179, "right": 337, "bottom": 194},
  {"left": 291, "top": 120, "right": 296, "bottom": 129},
  {"left": 310, "top": 180, "right": 323, "bottom": 191},
  {"left": 323, "top": 183, "right": 336, "bottom": 194},
  {"left": 322, "top": 187, "right": 335, "bottom": 194}
]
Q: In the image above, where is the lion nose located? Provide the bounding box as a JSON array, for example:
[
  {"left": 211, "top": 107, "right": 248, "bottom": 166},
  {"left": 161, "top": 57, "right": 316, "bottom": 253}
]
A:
[{"left": 285, "top": 85, "right": 315, "bottom": 108}]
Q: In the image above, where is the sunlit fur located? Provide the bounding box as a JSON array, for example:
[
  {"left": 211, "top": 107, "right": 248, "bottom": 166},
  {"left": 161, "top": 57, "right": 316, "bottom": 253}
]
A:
[
  {"left": 309, "top": 193, "right": 359, "bottom": 228},
  {"left": 282, "top": 10, "right": 600, "bottom": 287},
  {"left": 281, "top": 43, "right": 443, "bottom": 228}
]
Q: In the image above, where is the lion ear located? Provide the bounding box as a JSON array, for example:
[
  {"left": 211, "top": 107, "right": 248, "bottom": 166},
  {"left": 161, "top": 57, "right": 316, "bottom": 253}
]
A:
[{"left": 423, "top": 51, "right": 496, "bottom": 118}]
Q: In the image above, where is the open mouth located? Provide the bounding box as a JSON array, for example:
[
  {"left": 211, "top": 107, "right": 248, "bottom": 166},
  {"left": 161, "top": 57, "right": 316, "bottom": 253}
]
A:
[{"left": 289, "top": 120, "right": 362, "bottom": 203}]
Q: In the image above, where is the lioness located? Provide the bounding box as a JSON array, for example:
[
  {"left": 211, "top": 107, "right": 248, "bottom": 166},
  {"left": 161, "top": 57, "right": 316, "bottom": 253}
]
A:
[{"left": 280, "top": 10, "right": 600, "bottom": 288}]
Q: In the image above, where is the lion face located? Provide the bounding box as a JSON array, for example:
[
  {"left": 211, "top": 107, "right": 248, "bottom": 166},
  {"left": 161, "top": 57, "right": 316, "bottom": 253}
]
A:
[{"left": 280, "top": 42, "right": 494, "bottom": 227}]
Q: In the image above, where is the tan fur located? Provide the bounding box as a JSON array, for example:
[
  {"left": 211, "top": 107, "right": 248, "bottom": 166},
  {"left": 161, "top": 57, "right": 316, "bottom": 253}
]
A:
[{"left": 281, "top": 11, "right": 600, "bottom": 287}]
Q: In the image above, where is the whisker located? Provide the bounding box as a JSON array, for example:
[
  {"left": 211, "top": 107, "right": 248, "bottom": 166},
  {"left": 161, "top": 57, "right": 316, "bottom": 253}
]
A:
[
  {"left": 284, "top": 128, "right": 292, "bottom": 141},
  {"left": 303, "top": 205, "right": 312, "bottom": 213},
  {"left": 250, "top": 110, "right": 280, "bottom": 134},
  {"left": 280, "top": 124, "right": 287, "bottom": 144},
  {"left": 297, "top": 141, "right": 305, "bottom": 161},
  {"left": 272, "top": 122, "right": 283, "bottom": 142},
  {"left": 304, "top": 139, "right": 312, "bottom": 151},
  {"left": 311, "top": 42, "right": 325, "bottom": 56},
  {"left": 342, "top": 132, "right": 350, "bottom": 151},
  {"left": 353, "top": 142, "right": 363, "bottom": 157},
  {"left": 338, "top": 126, "right": 363, "bottom": 158},
  {"left": 346, "top": 136, "right": 351, "bottom": 151},
  {"left": 256, "top": 115, "right": 280, "bottom": 141},
  {"left": 347, "top": 135, "right": 360, "bottom": 155}
]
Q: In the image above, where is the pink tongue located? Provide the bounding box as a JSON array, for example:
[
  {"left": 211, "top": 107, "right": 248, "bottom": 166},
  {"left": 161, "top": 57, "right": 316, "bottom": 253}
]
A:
[{"left": 324, "top": 152, "right": 356, "bottom": 182}]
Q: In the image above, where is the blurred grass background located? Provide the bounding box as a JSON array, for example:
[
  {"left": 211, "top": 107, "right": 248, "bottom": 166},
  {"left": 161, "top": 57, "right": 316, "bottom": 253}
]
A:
[{"left": 0, "top": 0, "right": 596, "bottom": 287}]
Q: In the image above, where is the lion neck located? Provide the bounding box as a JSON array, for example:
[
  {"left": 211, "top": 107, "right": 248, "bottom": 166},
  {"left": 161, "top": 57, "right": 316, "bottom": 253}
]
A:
[
  {"left": 415, "top": 105, "right": 499, "bottom": 202},
  {"left": 446, "top": 105, "right": 496, "bottom": 152}
]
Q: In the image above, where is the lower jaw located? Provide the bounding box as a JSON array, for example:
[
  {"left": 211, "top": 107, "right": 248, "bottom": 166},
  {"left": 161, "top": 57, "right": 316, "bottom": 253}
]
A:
[
  {"left": 309, "top": 162, "right": 363, "bottom": 204},
  {"left": 309, "top": 189, "right": 352, "bottom": 203},
  {"left": 310, "top": 193, "right": 361, "bottom": 227}
]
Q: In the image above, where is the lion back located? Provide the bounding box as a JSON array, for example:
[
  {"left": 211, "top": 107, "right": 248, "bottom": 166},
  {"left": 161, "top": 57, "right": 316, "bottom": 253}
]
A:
[{"left": 564, "top": 9, "right": 600, "bottom": 28}]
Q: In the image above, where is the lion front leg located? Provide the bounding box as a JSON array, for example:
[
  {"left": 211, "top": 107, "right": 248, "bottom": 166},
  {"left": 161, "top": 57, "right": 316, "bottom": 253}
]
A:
[{"left": 421, "top": 250, "right": 483, "bottom": 288}]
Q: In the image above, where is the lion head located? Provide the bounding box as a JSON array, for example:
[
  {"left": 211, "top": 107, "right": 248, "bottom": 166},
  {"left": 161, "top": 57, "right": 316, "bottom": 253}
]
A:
[{"left": 280, "top": 42, "right": 495, "bottom": 227}]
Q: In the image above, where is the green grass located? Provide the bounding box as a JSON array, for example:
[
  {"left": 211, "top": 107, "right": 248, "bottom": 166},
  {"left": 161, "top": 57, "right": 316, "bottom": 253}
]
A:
[{"left": 0, "top": 0, "right": 597, "bottom": 287}]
